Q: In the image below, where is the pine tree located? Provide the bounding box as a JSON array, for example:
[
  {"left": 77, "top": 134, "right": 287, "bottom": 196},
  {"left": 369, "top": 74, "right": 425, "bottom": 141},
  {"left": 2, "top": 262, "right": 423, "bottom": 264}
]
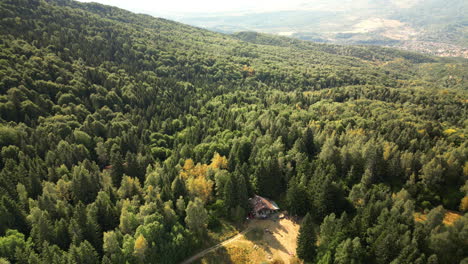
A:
[
  {"left": 297, "top": 213, "right": 316, "bottom": 262},
  {"left": 286, "top": 178, "right": 309, "bottom": 216},
  {"left": 90, "top": 191, "right": 119, "bottom": 232},
  {"left": 171, "top": 176, "right": 186, "bottom": 199},
  {"left": 0, "top": 197, "right": 28, "bottom": 235},
  {"left": 256, "top": 158, "right": 282, "bottom": 198},
  {"left": 110, "top": 151, "right": 124, "bottom": 188},
  {"left": 303, "top": 127, "right": 316, "bottom": 158},
  {"left": 224, "top": 176, "right": 236, "bottom": 210},
  {"left": 236, "top": 173, "right": 248, "bottom": 210},
  {"left": 68, "top": 240, "right": 100, "bottom": 264}
]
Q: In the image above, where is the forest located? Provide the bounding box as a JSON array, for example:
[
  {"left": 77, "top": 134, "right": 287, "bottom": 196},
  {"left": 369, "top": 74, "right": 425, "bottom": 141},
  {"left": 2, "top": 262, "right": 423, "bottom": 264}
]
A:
[{"left": 0, "top": 0, "right": 467, "bottom": 263}]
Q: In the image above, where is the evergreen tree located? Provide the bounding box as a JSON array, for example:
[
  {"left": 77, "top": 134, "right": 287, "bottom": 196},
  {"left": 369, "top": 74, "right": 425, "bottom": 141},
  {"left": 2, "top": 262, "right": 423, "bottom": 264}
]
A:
[
  {"left": 68, "top": 240, "right": 100, "bottom": 264},
  {"left": 256, "top": 158, "right": 282, "bottom": 198},
  {"left": 236, "top": 173, "right": 249, "bottom": 210},
  {"left": 334, "top": 237, "right": 364, "bottom": 264},
  {"left": 302, "top": 127, "right": 316, "bottom": 158},
  {"left": 0, "top": 197, "right": 28, "bottom": 236},
  {"left": 90, "top": 191, "right": 119, "bottom": 232},
  {"left": 297, "top": 213, "right": 316, "bottom": 262},
  {"left": 110, "top": 151, "right": 124, "bottom": 188},
  {"left": 223, "top": 176, "right": 236, "bottom": 209},
  {"left": 286, "top": 178, "right": 310, "bottom": 216}
]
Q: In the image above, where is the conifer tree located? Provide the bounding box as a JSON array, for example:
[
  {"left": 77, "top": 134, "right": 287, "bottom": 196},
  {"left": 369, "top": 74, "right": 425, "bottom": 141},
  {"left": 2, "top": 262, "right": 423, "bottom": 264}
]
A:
[
  {"left": 110, "top": 150, "right": 124, "bottom": 188},
  {"left": 303, "top": 127, "right": 316, "bottom": 158},
  {"left": 297, "top": 213, "right": 316, "bottom": 262}
]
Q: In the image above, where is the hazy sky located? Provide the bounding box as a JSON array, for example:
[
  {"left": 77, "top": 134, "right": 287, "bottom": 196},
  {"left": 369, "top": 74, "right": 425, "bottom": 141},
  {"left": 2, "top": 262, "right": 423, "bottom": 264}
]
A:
[{"left": 76, "top": 0, "right": 313, "bottom": 16}]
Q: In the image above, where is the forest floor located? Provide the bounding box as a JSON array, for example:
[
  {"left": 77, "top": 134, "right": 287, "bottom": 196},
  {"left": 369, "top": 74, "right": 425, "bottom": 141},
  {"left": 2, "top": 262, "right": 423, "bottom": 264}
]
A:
[
  {"left": 193, "top": 213, "right": 302, "bottom": 264},
  {"left": 414, "top": 210, "right": 462, "bottom": 225}
]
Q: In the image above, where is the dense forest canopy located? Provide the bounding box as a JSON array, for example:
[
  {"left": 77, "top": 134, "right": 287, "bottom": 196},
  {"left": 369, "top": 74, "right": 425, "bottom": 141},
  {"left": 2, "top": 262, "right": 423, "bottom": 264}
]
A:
[{"left": 0, "top": 0, "right": 467, "bottom": 263}]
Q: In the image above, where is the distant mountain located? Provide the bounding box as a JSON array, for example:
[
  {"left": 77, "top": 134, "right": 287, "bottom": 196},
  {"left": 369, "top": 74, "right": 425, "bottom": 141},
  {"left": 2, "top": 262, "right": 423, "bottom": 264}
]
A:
[{"left": 174, "top": 0, "right": 468, "bottom": 58}]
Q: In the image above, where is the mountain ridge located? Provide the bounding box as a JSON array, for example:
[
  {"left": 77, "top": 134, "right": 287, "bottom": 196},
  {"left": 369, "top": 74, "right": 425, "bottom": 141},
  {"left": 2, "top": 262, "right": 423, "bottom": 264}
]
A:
[{"left": 173, "top": 0, "right": 468, "bottom": 58}]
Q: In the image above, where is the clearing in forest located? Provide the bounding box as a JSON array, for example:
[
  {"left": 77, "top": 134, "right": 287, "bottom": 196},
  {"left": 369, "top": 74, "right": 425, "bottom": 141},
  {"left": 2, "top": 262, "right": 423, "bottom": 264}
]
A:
[{"left": 197, "top": 215, "right": 301, "bottom": 264}]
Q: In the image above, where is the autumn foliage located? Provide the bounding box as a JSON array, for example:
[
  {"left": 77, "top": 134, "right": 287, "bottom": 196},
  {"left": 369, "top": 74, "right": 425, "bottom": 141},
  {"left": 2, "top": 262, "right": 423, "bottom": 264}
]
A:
[{"left": 180, "top": 153, "right": 228, "bottom": 203}]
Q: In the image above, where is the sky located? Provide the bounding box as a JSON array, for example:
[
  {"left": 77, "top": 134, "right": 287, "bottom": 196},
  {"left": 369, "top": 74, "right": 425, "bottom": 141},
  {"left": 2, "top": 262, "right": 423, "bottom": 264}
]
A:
[{"left": 76, "top": 0, "right": 314, "bottom": 16}]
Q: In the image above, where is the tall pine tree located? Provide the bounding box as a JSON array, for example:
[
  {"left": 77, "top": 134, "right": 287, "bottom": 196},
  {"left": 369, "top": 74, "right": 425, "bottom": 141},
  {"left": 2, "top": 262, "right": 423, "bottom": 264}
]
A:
[{"left": 297, "top": 213, "right": 317, "bottom": 262}]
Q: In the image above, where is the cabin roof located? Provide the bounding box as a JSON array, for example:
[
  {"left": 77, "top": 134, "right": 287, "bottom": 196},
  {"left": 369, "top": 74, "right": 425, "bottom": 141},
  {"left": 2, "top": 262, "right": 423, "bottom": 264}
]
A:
[{"left": 250, "top": 195, "right": 279, "bottom": 212}]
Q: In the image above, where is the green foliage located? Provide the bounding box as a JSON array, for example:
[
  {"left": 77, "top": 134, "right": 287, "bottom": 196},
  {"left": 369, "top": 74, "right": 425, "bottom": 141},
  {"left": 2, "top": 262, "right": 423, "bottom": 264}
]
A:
[
  {"left": 297, "top": 213, "right": 317, "bottom": 262},
  {"left": 185, "top": 198, "right": 208, "bottom": 237},
  {"left": 0, "top": 230, "right": 26, "bottom": 261},
  {"left": 0, "top": 0, "right": 466, "bottom": 263},
  {"left": 334, "top": 237, "right": 364, "bottom": 264},
  {"left": 286, "top": 178, "right": 310, "bottom": 216},
  {"left": 68, "top": 240, "right": 100, "bottom": 264},
  {"left": 0, "top": 126, "right": 19, "bottom": 148}
]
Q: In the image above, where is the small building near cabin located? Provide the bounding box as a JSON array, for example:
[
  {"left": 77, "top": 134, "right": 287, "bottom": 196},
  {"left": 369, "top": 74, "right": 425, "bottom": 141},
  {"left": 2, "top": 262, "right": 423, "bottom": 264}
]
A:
[{"left": 250, "top": 195, "right": 280, "bottom": 218}]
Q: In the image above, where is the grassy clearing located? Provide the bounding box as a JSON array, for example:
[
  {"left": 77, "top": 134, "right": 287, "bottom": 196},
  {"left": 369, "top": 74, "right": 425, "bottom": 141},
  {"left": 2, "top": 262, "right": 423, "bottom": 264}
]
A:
[
  {"left": 245, "top": 227, "right": 264, "bottom": 241},
  {"left": 199, "top": 216, "right": 301, "bottom": 264}
]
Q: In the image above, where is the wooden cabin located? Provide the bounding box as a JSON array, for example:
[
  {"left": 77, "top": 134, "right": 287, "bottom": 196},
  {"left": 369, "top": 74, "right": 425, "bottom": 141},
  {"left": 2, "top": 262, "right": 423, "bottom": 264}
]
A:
[{"left": 250, "top": 195, "right": 280, "bottom": 218}]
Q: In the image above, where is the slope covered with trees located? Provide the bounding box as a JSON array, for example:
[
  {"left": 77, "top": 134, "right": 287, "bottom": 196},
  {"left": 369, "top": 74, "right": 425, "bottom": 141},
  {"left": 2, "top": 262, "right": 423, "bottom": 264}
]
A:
[{"left": 0, "top": 0, "right": 467, "bottom": 263}]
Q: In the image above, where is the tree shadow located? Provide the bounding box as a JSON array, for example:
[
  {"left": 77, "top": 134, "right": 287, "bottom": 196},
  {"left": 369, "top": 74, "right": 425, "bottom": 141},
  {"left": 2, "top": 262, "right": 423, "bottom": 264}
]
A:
[
  {"left": 256, "top": 215, "right": 294, "bottom": 256},
  {"left": 262, "top": 227, "right": 289, "bottom": 255},
  {"left": 245, "top": 227, "right": 264, "bottom": 241}
]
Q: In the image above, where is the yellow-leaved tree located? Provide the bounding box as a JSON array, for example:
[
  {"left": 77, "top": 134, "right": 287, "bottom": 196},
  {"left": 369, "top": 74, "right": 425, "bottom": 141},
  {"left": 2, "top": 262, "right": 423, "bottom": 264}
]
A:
[
  {"left": 179, "top": 153, "right": 228, "bottom": 203},
  {"left": 210, "top": 152, "right": 228, "bottom": 169},
  {"left": 134, "top": 234, "right": 148, "bottom": 261},
  {"left": 460, "top": 196, "right": 468, "bottom": 212}
]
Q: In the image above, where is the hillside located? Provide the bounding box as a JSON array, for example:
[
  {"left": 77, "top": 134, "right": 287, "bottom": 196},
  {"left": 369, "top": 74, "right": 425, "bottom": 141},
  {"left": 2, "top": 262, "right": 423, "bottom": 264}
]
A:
[
  {"left": 0, "top": 0, "right": 467, "bottom": 264},
  {"left": 175, "top": 0, "right": 468, "bottom": 58}
]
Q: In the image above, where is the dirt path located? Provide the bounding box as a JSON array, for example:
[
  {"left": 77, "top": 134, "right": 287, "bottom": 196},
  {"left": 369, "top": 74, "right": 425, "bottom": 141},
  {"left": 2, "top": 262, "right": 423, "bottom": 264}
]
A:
[
  {"left": 180, "top": 226, "right": 253, "bottom": 264},
  {"left": 181, "top": 216, "right": 301, "bottom": 264}
]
